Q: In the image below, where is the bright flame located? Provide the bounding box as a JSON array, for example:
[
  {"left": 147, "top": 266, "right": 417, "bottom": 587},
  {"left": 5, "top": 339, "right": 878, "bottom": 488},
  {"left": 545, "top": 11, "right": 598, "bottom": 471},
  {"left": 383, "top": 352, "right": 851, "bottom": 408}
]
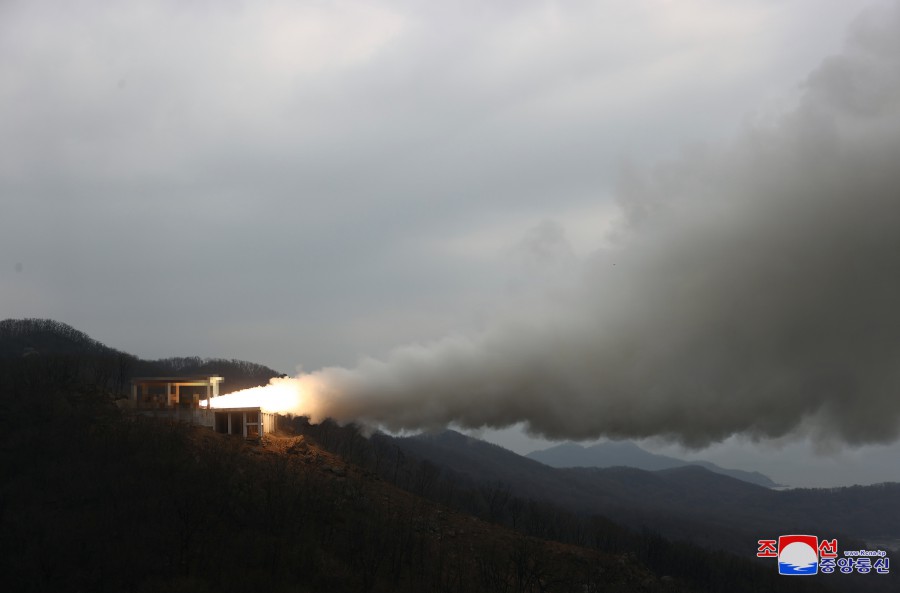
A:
[{"left": 201, "top": 377, "right": 305, "bottom": 415}]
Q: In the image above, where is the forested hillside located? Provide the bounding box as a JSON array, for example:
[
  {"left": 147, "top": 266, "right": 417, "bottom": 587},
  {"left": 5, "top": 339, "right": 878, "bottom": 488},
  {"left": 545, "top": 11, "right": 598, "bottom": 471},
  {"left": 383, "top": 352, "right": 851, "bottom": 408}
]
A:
[
  {"left": 0, "top": 318, "right": 281, "bottom": 396},
  {"left": 0, "top": 325, "right": 750, "bottom": 593},
  {"left": 0, "top": 390, "right": 675, "bottom": 593},
  {"left": 0, "top": 319, "right": 888, "bottom": 592},
  {"left": 298, "top": 421, "right": 898, "bottom": 593}
]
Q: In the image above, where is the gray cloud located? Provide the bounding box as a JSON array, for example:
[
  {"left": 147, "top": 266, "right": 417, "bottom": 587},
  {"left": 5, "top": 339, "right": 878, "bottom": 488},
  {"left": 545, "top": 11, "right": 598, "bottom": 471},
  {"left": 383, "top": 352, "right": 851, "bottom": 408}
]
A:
[
  {"left": 2, "top": 0, "right": 894, "bottom": 465},
  {"left": 294, "top": 2, "right": 900, "bottom": 447}
]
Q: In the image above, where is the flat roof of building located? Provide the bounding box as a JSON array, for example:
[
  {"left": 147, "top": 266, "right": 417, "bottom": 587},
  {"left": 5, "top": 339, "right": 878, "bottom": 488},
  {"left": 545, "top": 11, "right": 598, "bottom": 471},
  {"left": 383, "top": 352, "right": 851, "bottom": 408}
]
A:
[
  {"left": 132, "top": 376, "right": 224, "bottom": 383},
  {"left": 211, "top": 406, "right": 268, "bottom": 412}
]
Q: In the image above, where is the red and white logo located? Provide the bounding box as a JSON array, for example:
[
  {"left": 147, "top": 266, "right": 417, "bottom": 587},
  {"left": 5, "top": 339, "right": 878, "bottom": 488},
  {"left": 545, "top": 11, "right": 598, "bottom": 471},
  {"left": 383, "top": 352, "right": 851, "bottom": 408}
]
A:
[{"left": 777, "top": 535, "right": 819, "bottom": 575}]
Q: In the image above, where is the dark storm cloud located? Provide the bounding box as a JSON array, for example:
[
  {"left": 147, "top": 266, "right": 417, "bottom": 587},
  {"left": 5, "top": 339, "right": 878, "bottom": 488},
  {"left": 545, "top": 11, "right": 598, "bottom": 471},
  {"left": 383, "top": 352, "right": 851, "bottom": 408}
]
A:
[{"left": 297, "top": 2, "right": 900, "bottom": 447}]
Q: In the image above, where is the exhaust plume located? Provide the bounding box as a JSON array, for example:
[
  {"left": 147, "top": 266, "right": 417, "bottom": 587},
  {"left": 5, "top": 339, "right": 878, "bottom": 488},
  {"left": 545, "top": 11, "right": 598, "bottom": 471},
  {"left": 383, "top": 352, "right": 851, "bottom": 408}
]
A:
[{"left": 276, "top": 3, "right": 900, "bottom": 447}]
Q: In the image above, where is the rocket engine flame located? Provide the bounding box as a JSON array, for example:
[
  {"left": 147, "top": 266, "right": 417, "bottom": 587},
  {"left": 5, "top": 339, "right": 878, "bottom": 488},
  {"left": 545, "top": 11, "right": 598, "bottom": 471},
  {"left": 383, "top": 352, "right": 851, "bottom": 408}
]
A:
[{"left": 202, "top": 377, "right": 309, "bottom": 415}]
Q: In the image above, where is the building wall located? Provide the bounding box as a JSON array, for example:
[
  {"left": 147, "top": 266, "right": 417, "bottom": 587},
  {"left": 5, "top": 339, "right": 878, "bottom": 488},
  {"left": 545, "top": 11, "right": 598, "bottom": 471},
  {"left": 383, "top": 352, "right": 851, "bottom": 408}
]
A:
[
  {"left": 131, "top": 377, "right": 223, "bottom": 411},
  {"left": 212, "top": 408, "right": 274, "bottom": 438}
]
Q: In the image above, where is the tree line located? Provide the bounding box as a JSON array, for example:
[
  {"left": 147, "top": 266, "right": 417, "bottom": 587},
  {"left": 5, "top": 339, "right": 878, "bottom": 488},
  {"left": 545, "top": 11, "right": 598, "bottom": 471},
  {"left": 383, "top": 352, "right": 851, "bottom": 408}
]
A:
[
  {"left": 294, "top": 418, "right": 867, "bottom": 593},
  {"left": 0, "top": 318, "right": 281, "bottom": 399}
]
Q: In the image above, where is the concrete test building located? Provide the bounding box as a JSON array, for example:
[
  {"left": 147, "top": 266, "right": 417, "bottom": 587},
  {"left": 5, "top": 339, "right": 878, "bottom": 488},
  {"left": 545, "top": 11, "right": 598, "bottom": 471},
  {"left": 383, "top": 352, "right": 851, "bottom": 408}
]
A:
[{"left": 131, "top": 375, "right": 276, "bottom": 438}]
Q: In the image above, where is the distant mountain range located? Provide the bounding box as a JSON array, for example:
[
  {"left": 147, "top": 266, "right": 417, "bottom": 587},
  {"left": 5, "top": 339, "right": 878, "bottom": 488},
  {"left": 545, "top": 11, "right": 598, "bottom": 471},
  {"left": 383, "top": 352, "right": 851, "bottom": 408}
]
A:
[
  {"left": 526, "top": 441, "right": 780, "bottom": 488},
  {"left": 392, "top": 430, "right": 900, "bottom": 557}
]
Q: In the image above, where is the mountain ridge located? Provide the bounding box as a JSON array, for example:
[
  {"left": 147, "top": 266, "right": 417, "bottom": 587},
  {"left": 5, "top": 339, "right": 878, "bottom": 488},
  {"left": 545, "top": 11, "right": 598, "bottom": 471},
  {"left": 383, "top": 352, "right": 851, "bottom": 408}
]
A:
[
  {"left": 526, "top": 440, "right": 780, "bottom": 488},
  {"left": 0, "top": 317, "right": 282, "bottom": 393},
  {"left": 390, "top": 429, "right": 900, "bottom": 555}
]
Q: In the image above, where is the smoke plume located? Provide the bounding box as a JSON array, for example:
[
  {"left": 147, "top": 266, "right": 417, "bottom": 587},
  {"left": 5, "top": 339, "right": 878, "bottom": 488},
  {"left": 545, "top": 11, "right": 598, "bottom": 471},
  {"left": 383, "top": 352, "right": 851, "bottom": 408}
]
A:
[{"left": 290, "top": 3, "right": 900, "bottom": 447}]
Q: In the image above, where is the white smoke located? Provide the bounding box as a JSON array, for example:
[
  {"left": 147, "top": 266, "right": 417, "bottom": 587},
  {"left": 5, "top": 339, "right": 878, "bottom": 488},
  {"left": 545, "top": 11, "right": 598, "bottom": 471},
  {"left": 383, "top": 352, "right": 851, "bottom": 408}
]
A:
[{"left": 285, "top": 3, "right": 900, "bottom": 447}]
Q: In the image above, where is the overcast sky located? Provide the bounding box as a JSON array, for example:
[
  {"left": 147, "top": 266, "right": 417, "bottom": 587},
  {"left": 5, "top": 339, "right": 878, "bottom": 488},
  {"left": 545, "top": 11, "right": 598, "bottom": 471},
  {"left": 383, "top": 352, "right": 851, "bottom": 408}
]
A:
[{"left": 3, "top": 0, "right": 898, "bottom": 487}]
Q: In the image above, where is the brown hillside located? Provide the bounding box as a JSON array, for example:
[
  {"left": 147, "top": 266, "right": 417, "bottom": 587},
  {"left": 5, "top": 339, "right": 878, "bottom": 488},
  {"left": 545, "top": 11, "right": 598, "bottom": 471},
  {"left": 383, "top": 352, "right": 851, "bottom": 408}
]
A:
[{"left": 209, "top": 430, "right": 675, "bottom": 593}]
